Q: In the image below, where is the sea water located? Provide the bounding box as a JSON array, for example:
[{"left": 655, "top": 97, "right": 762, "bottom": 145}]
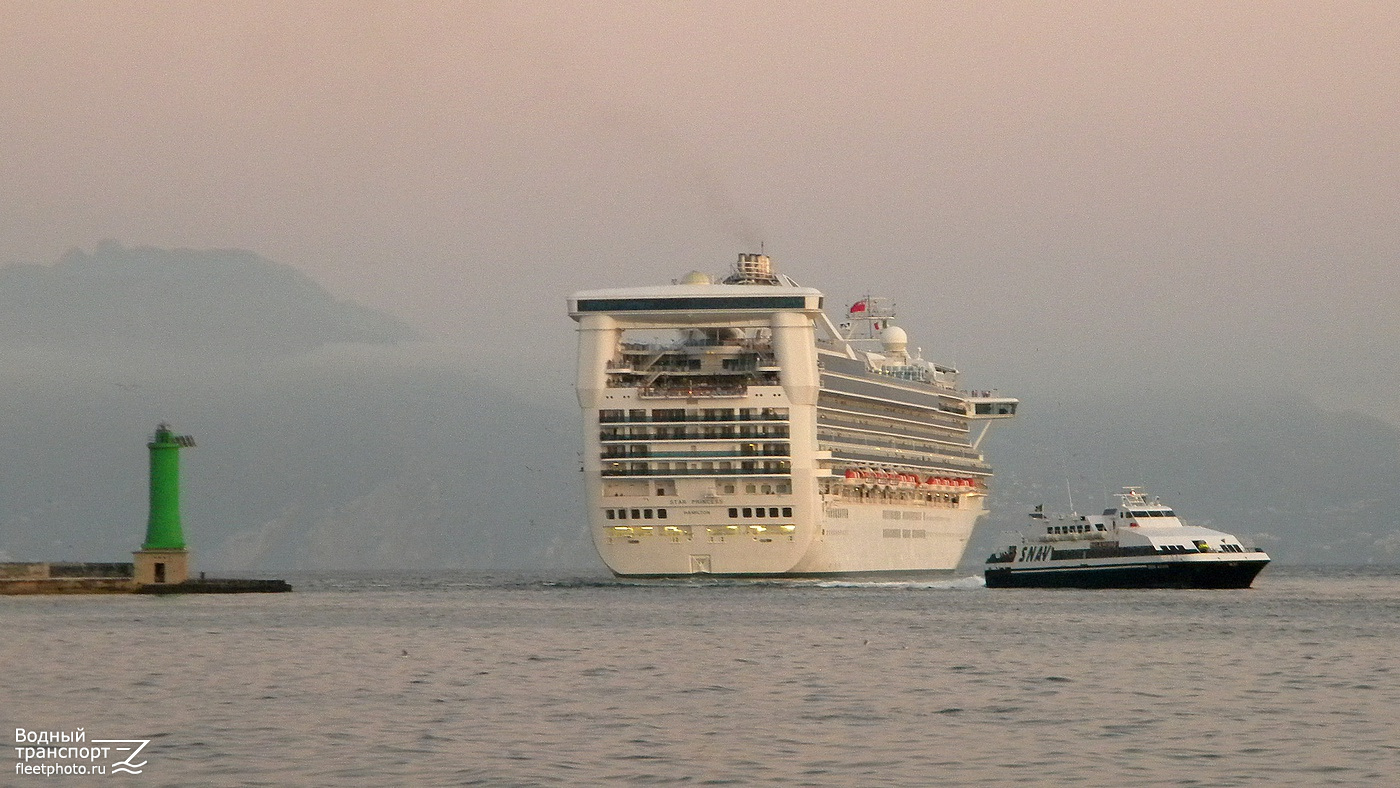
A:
[{"left": 3, "top": 566, "right": 1397, "bottom": 787}]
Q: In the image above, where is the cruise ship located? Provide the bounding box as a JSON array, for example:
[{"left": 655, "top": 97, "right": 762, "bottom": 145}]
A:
[{"left": 568, "top": 253, "right": 1017, "bottom": 577}]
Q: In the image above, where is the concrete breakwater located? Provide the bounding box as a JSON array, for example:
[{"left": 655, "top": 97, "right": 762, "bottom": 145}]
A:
[{"left": 1, "top": 562, "right": 290, "bottom": 595}]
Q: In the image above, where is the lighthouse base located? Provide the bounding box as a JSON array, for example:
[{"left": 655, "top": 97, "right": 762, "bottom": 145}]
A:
[{"left": 133, "top": 549, "right": 189, "bottom": 586}]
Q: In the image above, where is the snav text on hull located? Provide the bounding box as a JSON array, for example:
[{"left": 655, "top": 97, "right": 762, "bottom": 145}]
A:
[{"left": 568, "top": 252, "right": 1017, "bottom": 577}]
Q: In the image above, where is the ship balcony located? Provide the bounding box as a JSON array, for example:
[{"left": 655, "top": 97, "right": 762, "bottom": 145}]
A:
[
  {"left": 601, "top": 467, "right": 792, "bottom": 477},
  {"left": 638, "top": 383, "right": 750, "bottom": 399},
  {"left": 598, "top": 410, "right": 789, "bottom": 424},
  {"left": 601, "top": 448, "right": 791, "bottom": 460},
  {"left": 599, "top": 429, "right": 791, "bottom": 442}
]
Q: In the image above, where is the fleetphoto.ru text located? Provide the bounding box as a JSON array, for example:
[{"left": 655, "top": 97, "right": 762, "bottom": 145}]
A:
[{"left": 14, "top": 728, "right": 150, "bottom": 777}]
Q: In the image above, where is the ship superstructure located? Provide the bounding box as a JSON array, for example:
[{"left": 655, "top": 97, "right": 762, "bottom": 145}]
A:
[{"left": 568, "top": 253, "right": 1017, "bottom": 576}]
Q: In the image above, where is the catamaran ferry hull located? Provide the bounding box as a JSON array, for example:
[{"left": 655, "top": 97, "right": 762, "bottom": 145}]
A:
[{"left": 984, "top": 556, "right": 1269, "bottom": 589}]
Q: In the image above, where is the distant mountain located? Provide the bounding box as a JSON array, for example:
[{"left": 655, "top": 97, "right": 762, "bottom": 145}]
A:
[
  {"left": 0, "top": 243, "right": 591, "bottom": 573},
  {"left": 969, "top": 391, "right": 1400, "bottom": 567},
  {"left": 0, "top": 241, "right": 415, "bottom": 354}
]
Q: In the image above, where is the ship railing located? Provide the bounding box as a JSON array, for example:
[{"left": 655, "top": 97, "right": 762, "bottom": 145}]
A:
[
  {"left": 601, "top": 449, "right": 791, "bottom": 460},
  {"left": 600, "top": 428, "right": 791, "bottom": 441},
  {"left": 818, "top": 432, "right": 984, "bottom": 461},
  {"left": 598, "top": 413, "right": 790, "bottom": 424},
  {"left": 601, "top": 468, "right": 792, "bottom": 477},
  {"left": 639, "top": 384, "right": 749, "bottom": 399}
]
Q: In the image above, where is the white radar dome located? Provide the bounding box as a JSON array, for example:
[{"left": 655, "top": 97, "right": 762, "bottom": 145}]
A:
[
  {"left": 879, "top": 325, "right": 908, "bottom": 353},
  {"left": 680, "top": 271, "right": 713, "bottom": 286}
]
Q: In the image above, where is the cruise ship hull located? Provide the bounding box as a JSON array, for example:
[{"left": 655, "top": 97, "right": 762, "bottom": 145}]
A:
[{"left": 597, "top": 502, "right": 982, "bottom": 577}]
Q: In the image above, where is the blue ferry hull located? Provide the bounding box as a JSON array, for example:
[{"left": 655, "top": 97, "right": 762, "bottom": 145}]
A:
[{"left": 984, "top": 559, "right": 1268, "bottom": 589}]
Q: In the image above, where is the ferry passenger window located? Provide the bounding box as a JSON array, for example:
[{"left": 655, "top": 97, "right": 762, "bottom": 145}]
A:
[
  {"left": 644, "top": 509, "right": 653, "bottom": 519},
  {"left": 618, "top": 509, "right": 627, "bottom": 520},
  {"left": 657, "top": 509, "right": 667, "bottom": 519},
  {"left": 743, "top": 508, "right": 752, "bottom": 518},
  {"left": 782, "top": 507, "right": 792, "bottom": 517},
  {"left": 729, "top": 508, "right": 738, "bottom": 518},
  {"left": 755, "top": 508, "right": 766, "bottom": 518},
  {"left": 1095, "top": 524, "right": 1106, "bottom": 531},
  {"left": 769, "top": 508, "right": 779, "bottom": 518},
  {"left": 606, "top": 509, "right": 615, "bottom": 520},
  {"left": 630, "top": 509, "right": 641, "bottom": 519}
]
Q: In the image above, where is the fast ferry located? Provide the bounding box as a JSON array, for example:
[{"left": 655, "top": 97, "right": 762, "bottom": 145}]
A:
[
  {"left": 984, "top": 487, "right": 1270, "bottom": 588},
  {"left": 568, "top": 253, "right": 1017, "bottom": 577}
]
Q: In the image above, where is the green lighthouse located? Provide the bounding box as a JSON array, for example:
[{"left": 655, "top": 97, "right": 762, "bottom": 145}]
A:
[{"left": 133, "top": 423, "right": 194, "bottom": 585}]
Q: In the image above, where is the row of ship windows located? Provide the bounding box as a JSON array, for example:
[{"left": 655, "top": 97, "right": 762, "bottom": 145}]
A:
[
  {"left": 610, "top": 356, "right": 775, "bottom": 372},
  {"left": 1159, "top": 543, "right": 1249, "bottom": 554},
  {"left": 819, "top": 414, "right": 965, "bottom": 444},
  {"left": 605, "top": 506, "right": 796, "bottom": 520},
  {"left": 818, "top": 393, "right": 966, "bottom": 426},
  {"left": 606, "top": 508, "right": 668, "bottom": 520},
  {"left": 818, "top": 431, "right": 981, "bottom": 461},
  {"left": 600, "top": 427, "right": 791, "bottom": 440},
  {"left": 724, "top": 483, "right": 791, "bottom": 495},
  {"left": 602, "top": 443, "right": 789, "bottom": 458},
  {"left": 612, "top": 524, "right": 796, "bottom": 535},
  {"left": 603, "top": 461, "right": 792, "bottom": 476},
  {"left": 729, "top": 507, "right": 794, "bottom": 519},
  {"left": 824, "top": 486, "right": 962, "bottom": 506},
  {"left": 883, "top": 529, "right": 928, "bottom": 539},
  {"left": 599, "top": 407, "right": 789, "bottom": 423},
  {"left": 1049, "top": 524, "right": 1106, "bottom": 534}
]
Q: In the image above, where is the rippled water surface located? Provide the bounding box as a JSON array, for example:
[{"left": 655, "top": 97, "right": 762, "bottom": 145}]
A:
[{"left": 4, "top": 567, "right": 1399, "bottom": 786}]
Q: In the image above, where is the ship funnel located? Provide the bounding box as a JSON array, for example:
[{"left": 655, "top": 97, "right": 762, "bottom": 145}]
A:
[{"left": 723, "top": 253, "right": 780, "bottom": 285}]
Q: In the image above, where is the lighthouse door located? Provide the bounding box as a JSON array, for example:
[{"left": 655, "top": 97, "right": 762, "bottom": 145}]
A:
[{"left": 154, "top": 563, "right": 166, "bottom": 583}]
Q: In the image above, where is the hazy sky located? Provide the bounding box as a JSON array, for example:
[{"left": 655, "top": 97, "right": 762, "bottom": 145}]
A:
[{"left": 4, "top": 2, "right": 1398, "bottom": 418}]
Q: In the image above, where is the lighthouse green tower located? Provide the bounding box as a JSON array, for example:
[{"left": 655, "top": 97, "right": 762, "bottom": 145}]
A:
[{"left": 133, "top": 423, "right": 194, "bottom": 585}]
